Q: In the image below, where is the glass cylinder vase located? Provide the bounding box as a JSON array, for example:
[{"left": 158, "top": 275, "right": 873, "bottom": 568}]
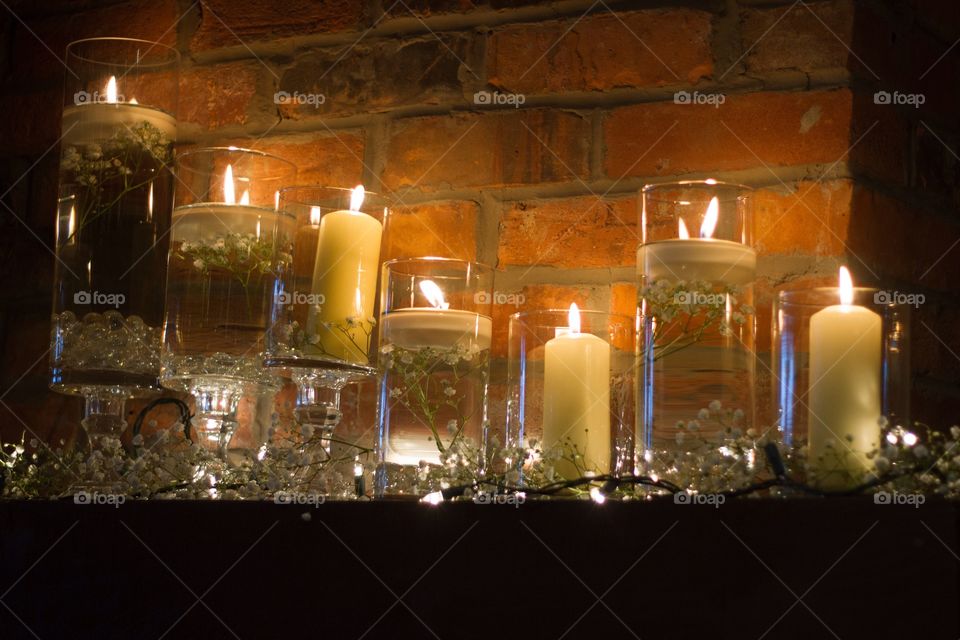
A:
[
  {"left": 50, "top": 37, "right": 179, "bottom": 446},
  {"left": 266, "top": 185, "right": 387, "bottom": 438},
  {"left": 773, "top": 278, "right": 911, "bottom": 489},
  {"left": 375, "top": 258, "right": 494, "bottom": 498},
  {"left": 637, "top": 180, "right": 756, "bottom": 457},
  {"left": 161, "top": 147, "right": 296, "bottom": 454},
  {"left": 506, "top": 306, "right": 636, "bottom": 484}
]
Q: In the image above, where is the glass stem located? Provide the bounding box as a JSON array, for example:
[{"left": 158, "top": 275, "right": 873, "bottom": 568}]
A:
[
  {"left": 80, "top": 386, "right": 128, "bottom": 451},
  {"left": 293, "top": 370, "right": 346, "bottom": 454}
]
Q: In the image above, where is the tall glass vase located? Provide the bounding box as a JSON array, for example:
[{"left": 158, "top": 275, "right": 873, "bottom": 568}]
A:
[
  {"left": 50, "top": 37, "right": 179, "bottom": 448},
  {"left": 266, "top": 186, "right": 387, "bottom": 456},
  {"left": 637, "top": 181, "right": 757, "bottom": 458},
  {"left": 161, "top": 147, "right": 296, "bottom": 456},
  {"left": 375, "top": 258, "right": 494, "bottom": 497}
]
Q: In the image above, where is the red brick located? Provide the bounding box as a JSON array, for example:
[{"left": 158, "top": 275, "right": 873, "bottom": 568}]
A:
[
  {"left": 11, "top": 0, "right": 179, "bottom": 84},
  {"left": 849, "top": 92, "right": 910, "bottom": 186},
  {"left": 224, "top": 130, "right": 365, "bottom": 187},
  {"left": 497, "top": 195, "right": 638, "bottom": 268},
  {"left": 754, "top": 179, "right": 853, "bottom": 257},
  {"left": 178, "top": 62, "right": 263, "bottom": 130},
  {"left": 277, "top": 35, "right": 475, "bottom": 120},
  {"left": 385, "top": 0, "right": 482, "bottom": 17},
  {"left": 848, "top": 186, "right": 960, "bottom": 291},
  {"left": 189, "top": 0, "right": 364, "bottom": 52},
  {"left": 0, "top": 88, "right": 60, "bottom": 156},
  {"left": 487, "top": 9, "right": 712, "bottom": 94},
  {"left": 604, "top": 89, "right": 853, "bottom": 179},
  {"left": 382, "top": 110, "right": 590, "bottom": 191},
  {"left": 914, "top": 122, "right": 960, "bottom": 208},
  {"left": 382, "top": 200, "right": 479, "bottom": 261},
  {"left": 741, "top": 1, "right": 854, "bottom": 73}
]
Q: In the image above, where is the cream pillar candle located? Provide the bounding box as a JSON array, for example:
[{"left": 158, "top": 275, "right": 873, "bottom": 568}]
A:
[
  {"left": 807, "top": 267, "right": 882, "bottom": 488},
  {"left": 62, "top": 76, "right": 177, "bottom": 146},
  {"left": 637, "top": 197, "right": 756, "bottom": 285},
  {"left": 542, "top": 304, "right": 611, "bottom": 478},
  {"left": 306, "top": 186, "right": 383, "bottom": 364}
]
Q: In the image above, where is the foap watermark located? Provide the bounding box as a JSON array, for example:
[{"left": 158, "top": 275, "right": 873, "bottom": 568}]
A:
[
  {"left": 73, "top": 89, "right": 125, "bottom": 105},
  {"left": 674, "top": 491, "right": 725, "bottom": 508},
  {"left": 74, "top": 290, "right": 125, "bottom": 308},
  {"left": 675, "top": 290, "right": 727, "bottom": 306},
  {"left": 474, "top": 291, "right": 526, "bottom": 308},
  {"left": 74, "top": 490, "right": 126, "bottom": 508},
  {"left": 873, "top": 90, "right": 925, "bottom": 108},
  {"left": 473, "top": 492, "right": 526, "bottom": 507},
  {"left": 473, "top": 90, "right": 526, "bottom": 108},
  {"left": 274, "top": 90, "right": 326, "bottom": 108},
  {"left": 673, "top": 90, "right": 725, "bottom": 108},
  {"left": 874, "top": 491, "right": 925, "bottom": 508},
  {"left": 874, "top": 290, "right": 925, "bottom": 308},
  {"left": 277, "top": 290, "right": 326, "bottom": 306},
  {"left": 274, "top": 491, "right": 326, "bottom": 507}
]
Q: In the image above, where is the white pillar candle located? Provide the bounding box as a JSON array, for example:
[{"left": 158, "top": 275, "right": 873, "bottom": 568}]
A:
[
  {"left": 62, "top": 76, "right": 177, "bottom": 145},
  {"left": 306, "top": 186, "right": 383, "bottom": 364},
  {"left": 542, "top": 304, "right": 611, "bottom": 478},
  {"left": 637, "top": 198, "right": 755, "bottom": 284},
  {"left": 807, "top": 267, "right": 882, "bottom": 488},
  {"left": 380, "top": 308, "right": 493, "bottom": 350}
]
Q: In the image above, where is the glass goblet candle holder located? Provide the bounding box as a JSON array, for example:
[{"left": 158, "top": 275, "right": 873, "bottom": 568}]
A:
[
  {"left": 161, "top": 147, "right": 296, "bottom": 455},
  {"left": 50, "top": 37, "right": 179, "bottom": 448},
  {"left": 266, "top": 185, "right": 387, "bottom": 445},
  {"left": 637, "top": 180, "right": 756, "bottom": 459},
  {"left": 772, "top": 268, "right": 911, "bottom": 490},
  {"left": 375, "top": 258, "right": 494, "bottom": 498},
  {"left": 506, "top": 306, "right": 637, "bottom": 484}
]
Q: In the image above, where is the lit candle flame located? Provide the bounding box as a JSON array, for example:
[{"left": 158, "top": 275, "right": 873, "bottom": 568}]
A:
[
  {"left": 349, "top": 185, "right": 365, "bottom": 212},
  {"left": 223, "top": 164, "right": 235, "bottom": 204},
  {"left": 354, "top": 286, "right": 363, "bottom": 317},
  {"left": 419, "top": 280, "right": 449, "bottom": 309},
  {"left": 239, "top": 190, "right": 250, "bottom": 206},
  {"left": 128, "top": 97, "right": 138, "bottom": 105},
  {"left": 67, "top": 205, "right": 76, "bottom": 240},
  {"left": 568, "top": 302, "right": 581, "bottom": 334},
  {"left": 309, "top": 206, "right": 321, "bottom": 226},
  {"left": 678, "top": 218, "right": 690, "bottom": 239},
  {"left": 105, "top": 76, "right": 118, "bottom": 103},
  {"left": 838, "top": 265, "right": 853, "bottom": 306},
  {"left": 700, "top": 197, "right": 719, "bottom": 238},
  {"left": 147, "top": 183, "right": 153, "bottom": 221},
  {"left": 255, "top": 217, "right": 261, "bottom": 240}
]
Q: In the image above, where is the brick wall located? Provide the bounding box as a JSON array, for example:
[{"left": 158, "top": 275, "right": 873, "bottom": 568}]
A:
[{"left": 0, "top": 0, "right": 957, "bottom": 445}]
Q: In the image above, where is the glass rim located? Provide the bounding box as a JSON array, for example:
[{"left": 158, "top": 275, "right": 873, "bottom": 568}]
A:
[
  {"left": 65, "top": 37, "right": 181, "bottom": 66},
  {"left": 776, "top": 286, "right": 888, "bottom": 306},
  {"left": 175, "top": 146, "right": 298, "bottom": 172},
  {"left": 509, "top": 308, "right": 635, "bottom": 323},
  {"left": 278, "top": 184, "right": 387, "bottom": 204},
  {"left": 642, "top": 179, "right": 754, "bottom": 203},
  {"left": 381, "top": 256, "right": 493, "bottom": 273}
]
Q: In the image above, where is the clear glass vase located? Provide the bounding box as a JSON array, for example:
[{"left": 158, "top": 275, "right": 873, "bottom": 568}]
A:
[
  {"left": 374, "top": 258, "right": 494, "bottom": 497},
  {"left": 506, "top": 307, "right": 636, "bottom": 484},
  {"left": 637, "top": 180, "right": 757, "bottom": 459},
  {"left": 265, "top": 185, "right": 387, "bottom": 460},
  {"left": 773, "top": 279, "right": 912, "bottom": 489},
  {"left": 160, "top": 147, "right": 296, "bottom": 455},
  {"left": 50, "top": 37, "right": 179, "bottom": 447}
]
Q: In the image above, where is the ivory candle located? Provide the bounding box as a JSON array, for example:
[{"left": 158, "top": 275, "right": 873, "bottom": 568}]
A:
[
  {"left": 807, "top": 267, "right": 882, "bottom": 488},
  {"left": 62, "top": 76, "right": 176, "bottom": 146},
  {"left": 306, "top": 186, "right": 383, "bottom": 364},
  {"left": 638, "top": 197, "right": 755, "bottom": 285},
  {"left": 542, "top": 304, "right": 611, "bottom": 478},
  {"left": 380, "top": 309, "right": 493, "bottom": 350}
]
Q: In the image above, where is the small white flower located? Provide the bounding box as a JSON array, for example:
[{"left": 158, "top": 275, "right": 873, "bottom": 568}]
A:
[
  {"left": 708, "top": 400, "right": 722, "bottom": 413},
  {"left": 697, "top": 408, "right": 709, "bottom": 421},
  {"left": 443, "top": 387, "right": 457, "bottom": 397}
]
